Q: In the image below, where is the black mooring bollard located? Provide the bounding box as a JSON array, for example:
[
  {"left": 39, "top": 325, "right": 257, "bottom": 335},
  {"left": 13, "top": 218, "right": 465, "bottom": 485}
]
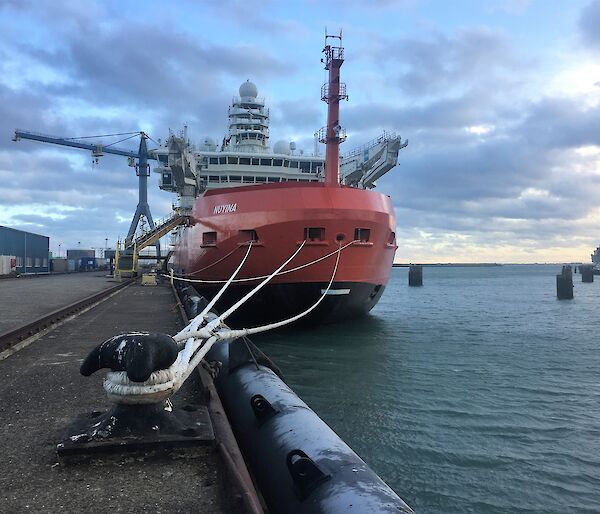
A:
[
  {"left": 580, "top": 265, "right": 594, "bottom": 283},
  {"left": 556, "top": 265, "right": 574, "bottom": 299},
  {"left": 58, "top": 332, "right": 214, "bottom": 458},
  {"left": 408, "top": 264, "right": 423, "bottom": 287}
]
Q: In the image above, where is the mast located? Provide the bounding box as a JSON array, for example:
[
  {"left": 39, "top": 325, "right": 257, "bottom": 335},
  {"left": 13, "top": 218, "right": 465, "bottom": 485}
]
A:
[{"left": 319, "top": 31, "right": 348, "bottom": 186}]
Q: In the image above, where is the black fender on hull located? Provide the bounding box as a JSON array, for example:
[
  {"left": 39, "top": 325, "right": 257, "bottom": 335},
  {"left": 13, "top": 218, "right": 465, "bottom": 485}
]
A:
[{"left": 207, "top": 340, "right": 413, "bottom": 514}]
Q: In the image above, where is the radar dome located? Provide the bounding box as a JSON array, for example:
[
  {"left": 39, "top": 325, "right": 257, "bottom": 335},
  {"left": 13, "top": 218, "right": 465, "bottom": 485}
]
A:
[
  {"left": 239, "top": 80, "right": 258, "bottom": 99},
  {"left": 201, "top": 136, "right": 216, "bottom": 151},
  {"left": 273, "top": 140, "right": 291, "bottom": 155}
]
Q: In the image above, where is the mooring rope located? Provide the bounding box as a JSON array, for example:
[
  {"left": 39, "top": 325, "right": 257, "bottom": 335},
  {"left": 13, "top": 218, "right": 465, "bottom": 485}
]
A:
[
  {"left": 105, "top": 239, "right": 347, "bottom": 404},
  {"left": 185, "top": 244, "right": 244, "bottom": 276},
  {"left": 167, "top": 238, "right": 358, "bottom": 284}
]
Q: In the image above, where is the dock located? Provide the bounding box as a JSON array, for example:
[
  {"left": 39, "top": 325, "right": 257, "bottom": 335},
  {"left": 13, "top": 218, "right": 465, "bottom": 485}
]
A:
[
  {"left": 0, "top": 272, "right": 413, "bottom": 514},
  {"left": 0, "top": 272, "right": 118, "bottom": 333},
  {"left": 0, "top": 275, "right": 238, "bottom": 513}
]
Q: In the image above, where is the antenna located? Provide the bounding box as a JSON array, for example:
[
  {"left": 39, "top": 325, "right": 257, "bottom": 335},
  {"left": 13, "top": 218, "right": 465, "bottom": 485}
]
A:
[{"left": 318, "top": 29, "right": 348, "bottom": 186}]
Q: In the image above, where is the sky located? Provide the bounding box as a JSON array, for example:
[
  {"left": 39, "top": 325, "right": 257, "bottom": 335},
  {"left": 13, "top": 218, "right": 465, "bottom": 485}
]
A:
[{"left": 0, "top": 0, "right": 599, "bottom": 263}]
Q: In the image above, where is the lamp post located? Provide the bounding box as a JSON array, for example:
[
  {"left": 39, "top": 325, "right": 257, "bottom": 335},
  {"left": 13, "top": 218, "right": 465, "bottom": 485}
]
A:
[
  {"left": 58, "top": 243, "right": 61, "bottom": 258},
  {"left": 105, "top": 238, "right": 108, "bottom": 258}
]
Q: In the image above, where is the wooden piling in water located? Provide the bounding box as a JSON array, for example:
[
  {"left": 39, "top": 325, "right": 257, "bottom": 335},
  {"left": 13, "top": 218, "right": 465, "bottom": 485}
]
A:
[
  {"left": 580, "top": 265, "right": 594, "bottom": 283},
  {"left": 408, "top": 265, "right": 423, "bottom": 287},
  {"left": 556, "top": 265, "right": 574, "bottom": 299}
]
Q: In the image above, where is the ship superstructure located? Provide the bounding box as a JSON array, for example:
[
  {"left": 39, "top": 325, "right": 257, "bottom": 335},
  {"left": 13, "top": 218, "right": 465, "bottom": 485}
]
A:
[
  {"left": 160, "top": 34, "right": 407, "bottom": 326},
  {"left": 153, "top": 83, "right": 406, "bottom": 212}
]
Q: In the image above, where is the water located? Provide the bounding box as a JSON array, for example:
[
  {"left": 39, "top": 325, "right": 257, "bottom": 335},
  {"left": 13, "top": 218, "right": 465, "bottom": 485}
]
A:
[{"left": 254, "top": 265, "right": 600, "bottom": 513}]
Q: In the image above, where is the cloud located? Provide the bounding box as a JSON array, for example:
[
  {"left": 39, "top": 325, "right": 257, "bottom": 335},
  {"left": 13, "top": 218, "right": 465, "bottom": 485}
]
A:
[
  {"left": 579, "top": 1, "right": 600, "bottom": 50},
  {"left": 380, "top": 28, "right": 527, "bottom": 98},
  {"left": 271, "top": 99, "right": 322, "bottom": 138},
  {"left": 0, "top": 1, "right": 599, "bottom": 262}
]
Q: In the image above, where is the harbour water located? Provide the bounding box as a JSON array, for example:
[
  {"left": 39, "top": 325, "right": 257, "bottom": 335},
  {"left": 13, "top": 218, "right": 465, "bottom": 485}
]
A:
[{"left": 255, "top": 265, "right": 600, "bottom": 513}]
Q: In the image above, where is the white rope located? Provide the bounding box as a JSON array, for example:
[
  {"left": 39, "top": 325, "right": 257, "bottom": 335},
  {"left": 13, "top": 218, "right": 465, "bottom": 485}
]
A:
[
  {"left": 216, "top": 241, "right": 342, "bottom": 338},
  {"left": 185, "top": 244, "right": 243, "bottom": 276},
  {"left": 179, "top": 242, "right": 253, "bottom": 339},
  {"left": 104, "top": 240, "right": 318, "bottom": 403},
  {"left": 167, "top": 239, "right": 358, "bottom": 284}
]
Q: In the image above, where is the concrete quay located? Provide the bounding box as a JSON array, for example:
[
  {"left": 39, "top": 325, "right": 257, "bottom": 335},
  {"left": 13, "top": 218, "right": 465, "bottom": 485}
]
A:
[
  {"left": 0, "top": 281, "right": 236, "bottom": 513},
  {"left": 0, "top": 272, "right": 117, "bottom": 334}
]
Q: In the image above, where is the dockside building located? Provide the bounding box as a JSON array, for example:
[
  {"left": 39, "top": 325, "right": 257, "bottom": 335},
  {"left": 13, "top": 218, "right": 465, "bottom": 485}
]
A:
[{"left": 0, "top": 225, "right": 50, "bottom": 275}]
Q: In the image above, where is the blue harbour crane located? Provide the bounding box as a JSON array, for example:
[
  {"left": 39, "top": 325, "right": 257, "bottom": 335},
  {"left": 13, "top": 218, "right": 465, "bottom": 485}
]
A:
[{"left": 12, "top": 129, "right": 161, "bottom": 256}]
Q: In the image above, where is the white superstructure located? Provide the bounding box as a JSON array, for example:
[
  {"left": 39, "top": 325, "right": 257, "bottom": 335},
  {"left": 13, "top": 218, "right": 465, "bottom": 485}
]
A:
[{"left": 152, "top": 80, "right": 407, "bottom": 210}]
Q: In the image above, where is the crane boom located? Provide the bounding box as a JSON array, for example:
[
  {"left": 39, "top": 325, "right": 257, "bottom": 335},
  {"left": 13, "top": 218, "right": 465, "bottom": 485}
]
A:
[
  {"left": 12, "top": 129, "right": 157, "bottom": 160},
  {"left": 13, "top": 128, "right": 161, "bottom": 257}
]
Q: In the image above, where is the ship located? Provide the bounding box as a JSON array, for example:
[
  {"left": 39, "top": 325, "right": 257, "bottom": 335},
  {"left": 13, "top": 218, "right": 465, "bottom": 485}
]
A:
[
  {"left": 156, "top": 34, "right": 408, "bottom": 326},
  {"left": 590, "top": 245, "right": 600, "bottom": 274}
]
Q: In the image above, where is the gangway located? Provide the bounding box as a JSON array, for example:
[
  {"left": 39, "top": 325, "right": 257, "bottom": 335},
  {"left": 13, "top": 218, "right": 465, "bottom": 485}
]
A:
[
  {"left": 114, "top": 210, "right": 190, "bottom": 278},
  {"left": 341, "top": 131, "right": 408, "bottom": 189},
  {"left": 125, "top": 210, "right": 190, "bottom": 253}
]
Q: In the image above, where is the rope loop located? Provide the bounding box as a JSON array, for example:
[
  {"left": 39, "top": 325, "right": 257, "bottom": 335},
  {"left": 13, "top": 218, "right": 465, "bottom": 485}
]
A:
[{"left": 106, "top": 240, "right": 344, "bottom": 404}]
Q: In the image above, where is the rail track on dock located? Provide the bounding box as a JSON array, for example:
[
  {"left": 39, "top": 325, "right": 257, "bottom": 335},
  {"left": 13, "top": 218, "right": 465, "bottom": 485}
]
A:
[{"left": 0, "top": 278, "right": 134, "bottom": 354}]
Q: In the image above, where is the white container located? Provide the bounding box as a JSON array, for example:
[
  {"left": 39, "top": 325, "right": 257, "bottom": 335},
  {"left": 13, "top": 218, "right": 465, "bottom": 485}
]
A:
[{"left": 0, "top": 255, "right": 16, "bottom": 275}]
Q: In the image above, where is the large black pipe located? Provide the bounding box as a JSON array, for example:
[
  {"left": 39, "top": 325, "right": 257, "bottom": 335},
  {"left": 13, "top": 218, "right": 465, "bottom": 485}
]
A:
[{"left": 207, "top": 341, "right": 413, "bottom": 514}]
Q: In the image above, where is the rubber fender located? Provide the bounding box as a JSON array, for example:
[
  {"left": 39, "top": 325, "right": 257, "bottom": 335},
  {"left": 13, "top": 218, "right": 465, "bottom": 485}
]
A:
[{"left": 207, "top": 341, "right": 413, "bottom": 514}]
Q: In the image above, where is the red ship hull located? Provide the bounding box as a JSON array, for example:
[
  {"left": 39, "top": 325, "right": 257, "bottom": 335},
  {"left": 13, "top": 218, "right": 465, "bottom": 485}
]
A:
[{"left": 174, "top": 182, "right": 397, "bottom": 327}]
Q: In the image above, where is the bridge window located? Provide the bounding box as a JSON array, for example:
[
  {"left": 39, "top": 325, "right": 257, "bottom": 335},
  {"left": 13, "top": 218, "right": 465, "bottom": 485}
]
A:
[
  {"left": 299, "top": 161, "right": 311, "bottom": 173},
  {"left": 267, "top": 177, "right": 280, "bottom": 183},
  {"left": 202, "top": 232, "right": 217, "bottom": 245},
  {"left": 273, "top": 159, "right": 283, "bottom": 167},
  {"left": 304, "top": 227, "right": 325, "bottom": 241},
  {"left": 209, "top": 175, "right": 219, "bottom": 181},
  {"left": 228, "top": 157, "right": 238, "bottom": 165},
  {"left": 219, "top": 157, "right": 226, "bottom": 164},
  {"left": 355, "top": 228, "right": 371, "bottom": 242},
  {"left": 229, "top": 175, "right": 241, "bottom": 182},
  {"left": 239, "top": 157, "right": 250, "bottom": 165},
  {"left": 242, "top": 176, "right": 254, "bottom": 183},
  {"left": 251, "top": 158, "right": 260, "bottom": 165},
  {"left": 256, "top": 176, "right": 266, "bottom": 182},
  {"left": 260, "top": 158, "right": 272, "bottom": 166},
  {"left": 290, "top": 160, "right": 299, "bottom": 169},
  {"left": 209, "top": 157, "right": 218, "bottom": 165}
]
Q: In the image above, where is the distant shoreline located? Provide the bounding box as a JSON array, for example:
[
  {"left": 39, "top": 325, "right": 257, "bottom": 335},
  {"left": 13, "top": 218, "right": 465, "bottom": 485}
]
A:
[
  {"left": 393, "top": 263, "right": 588, "bottom": 267},
  {"left": 393, "top": 263, "right": 502, "bottom": 267}
]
